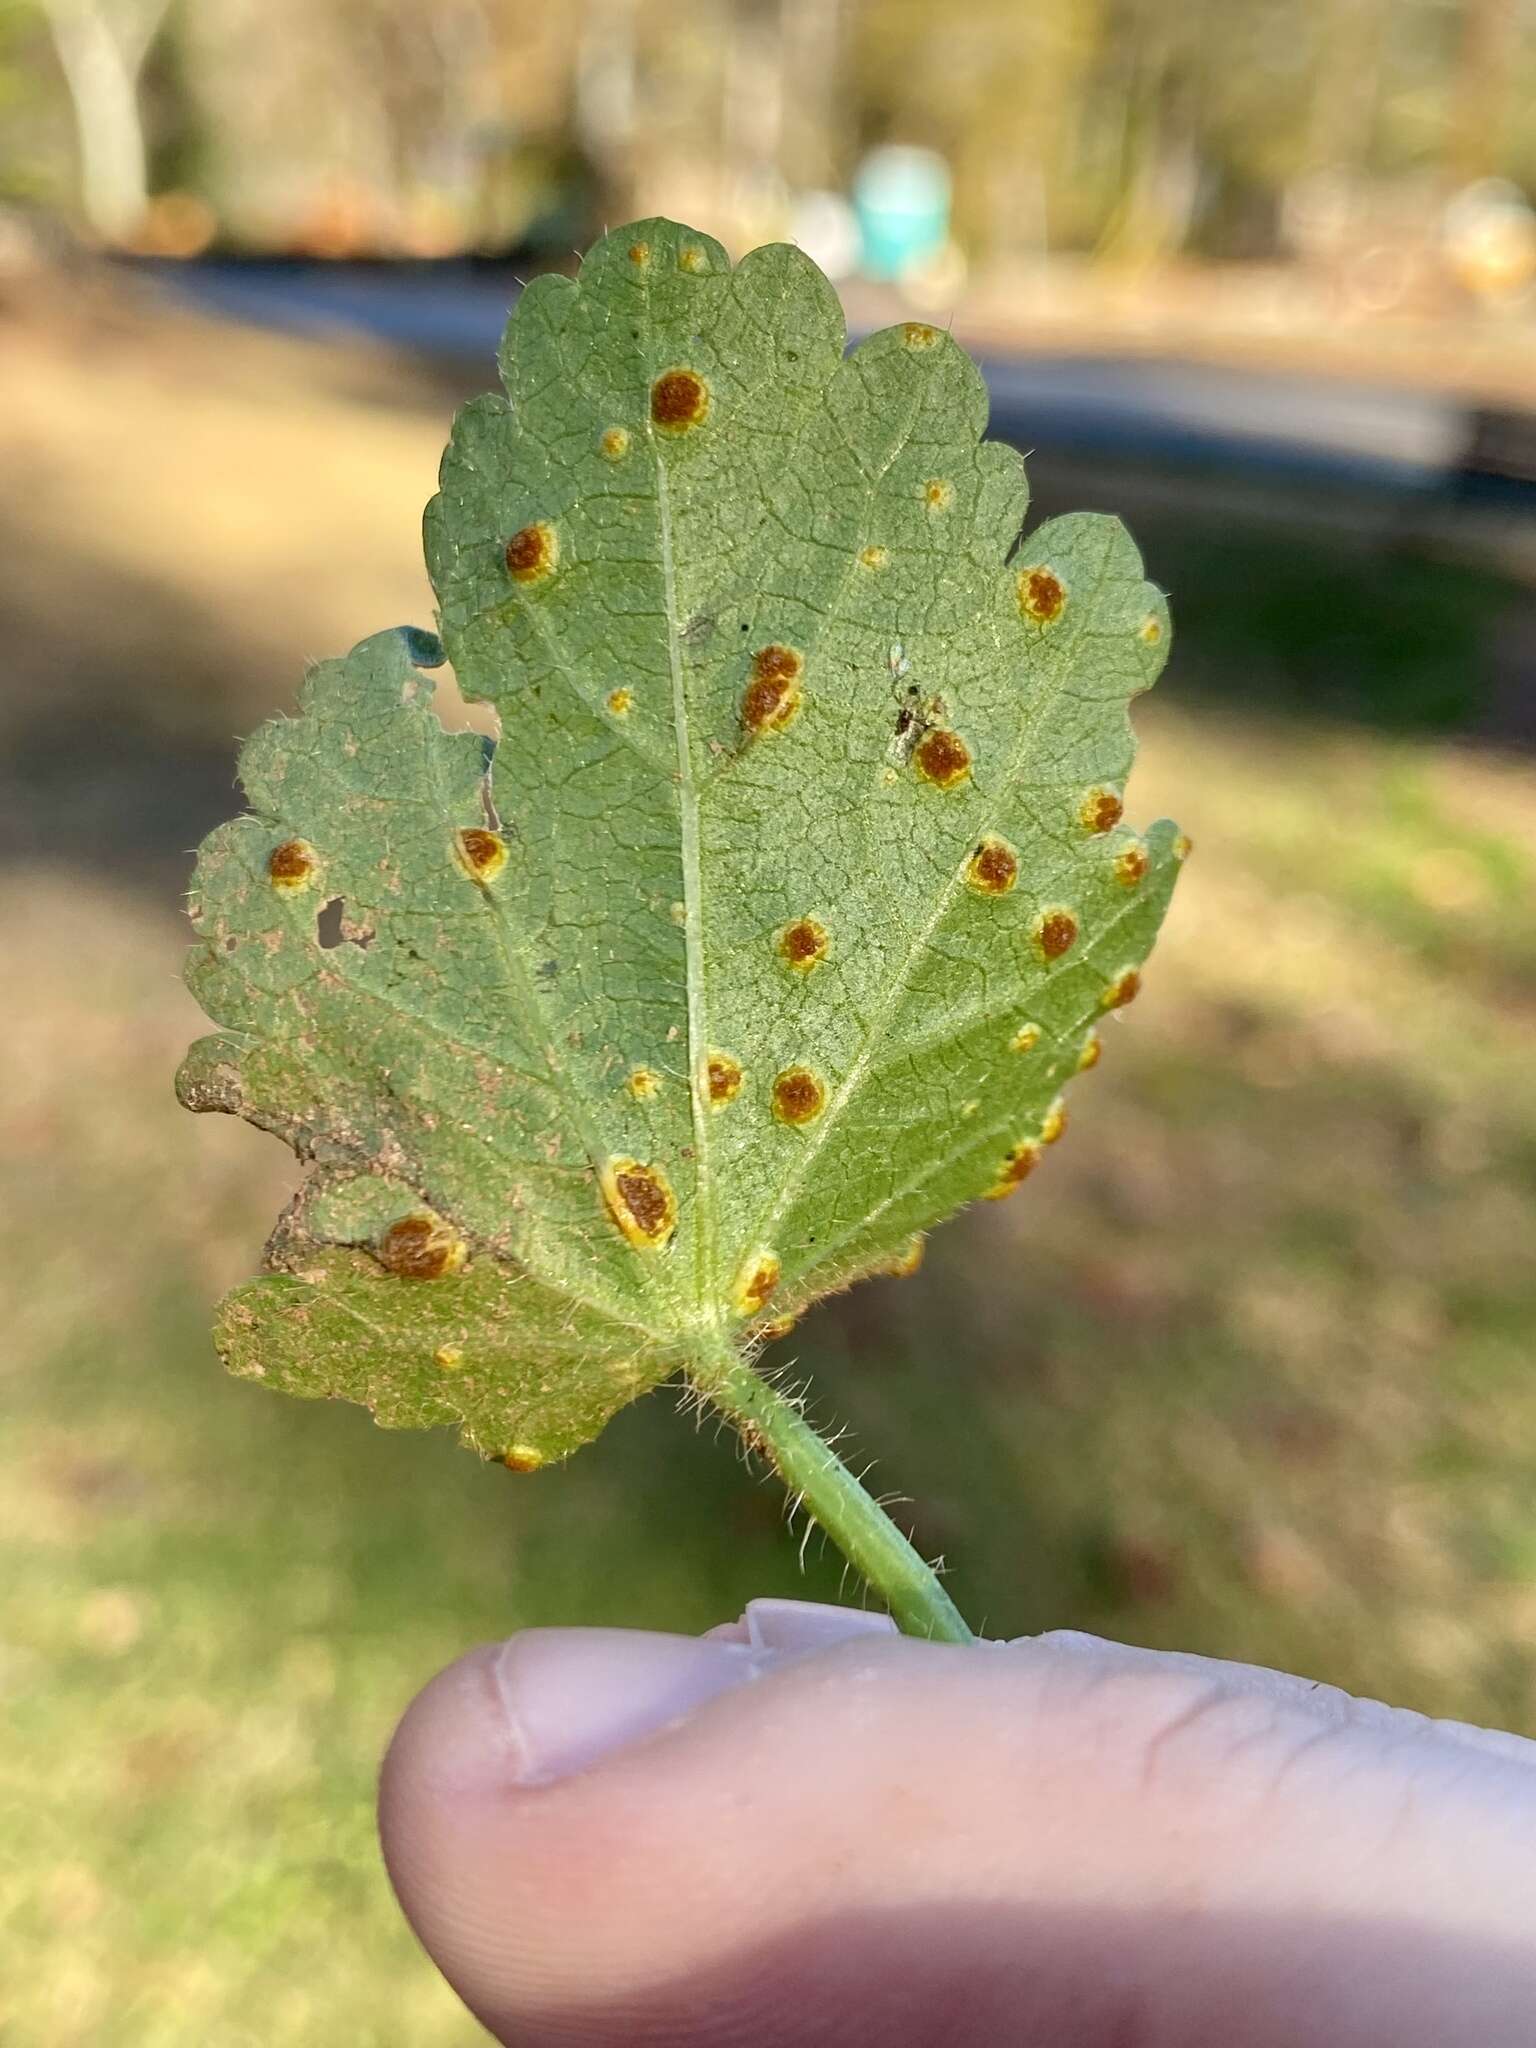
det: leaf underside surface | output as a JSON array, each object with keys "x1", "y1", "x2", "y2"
[{"x1": 179, "y1": 218, "x2": 1182, "y2": 1468}]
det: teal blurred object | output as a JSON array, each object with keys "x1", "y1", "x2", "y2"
[{"x1": 852, "y1": 145, "x2": 951, "y2": 281}]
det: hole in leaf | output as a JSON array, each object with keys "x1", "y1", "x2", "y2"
[{"x1": 315, "y1": 898, "x2": 373, "y2": 951}]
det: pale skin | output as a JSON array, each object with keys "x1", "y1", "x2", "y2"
[{"x1": 380, "y1": 1600, "x2": 1536, "y2": 2046}]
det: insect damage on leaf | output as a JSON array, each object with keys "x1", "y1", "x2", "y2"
[{"x1": 177, "y1": 215, "x2": 1181, "y2": 1467}]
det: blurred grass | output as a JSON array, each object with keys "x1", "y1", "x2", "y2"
[{"x1": 2, "y1": 281, "x2": 1535, "y2": 2045}]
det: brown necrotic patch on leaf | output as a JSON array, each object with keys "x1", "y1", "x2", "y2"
[
  {"x1": 985, "y1": 1140, "x2": 1040, "y2": 1200},
  {"x1": 600, "y1": 1157, "x2": 677, "y2": 1250},
  {"x1": 965, "y1": 836, "x2": 1018, "y2": 895},
  {"x1": 455, "y1": 827, "x2": 507, "y2": 883},
  {"x1": 731, "y1": 1250, "x2": 781, "y2": 1317},
  {"x1": 504, "y1": 521, "x2": 558, "y2": 584},
  {"x1": 650, "y1": 368, "x2": 709, "y2": 433},
  {"x1": 778, "y1": 917, "x2": 829, "y2": 972},
  {"x1": 377, "y1": 1213, "x2": 468, "y2": 1280},
  {"x1": 1017, "y1": 566, "x2": 1067, "y2": 625},
  {"x1": 1034, "y1": 907, "x2": 1079, "y2": 960},
  {"x1": 1114, "y1": 841, "x2": 1150, "y2": 887},
  {"x1": 913, "y1": 728, "x2": 971, "y2": 789},
  {"x1": 772, "y1": 1066, "x2": 826, "y2": 1126},
  {"x1": 1101, "y1": 968, "x2": 1142, "y2": 1011},
  {"x1": 704, "y1": 1051, "x2": 743, "y2": 1107},
  {"x1": 742, "y1": 644, "x2": 805, "y2": 735},
  {"x1": 1079, "y1": 787, "x2": 1123, "y2": 834},
  {"x1": 268, "y1": 839, "x2": 317, "y2": 892}
]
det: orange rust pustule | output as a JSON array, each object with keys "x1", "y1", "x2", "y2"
[
  {"x1": 616, "y1": 1170, "x2": 668, "y2": 1237},
  {"x1": 1080, "y1": 788, "x2": 1123, "y2": 834},
  {"x1": 1078, "y1": 1030, "x2": 1102, "y2": 1071},
  {"x1": 455, "y1": 827, "x2": 507, "y2": 882},
  {"x1": 705, "y1": 1052, "x2": 744, "y2": 1106},
  {"x1": 985, "y1": 1141, "x2": 1041, "y2": 1200},
  {"x1": 887, "y1": 1234, "x2": 925, "y2": 1277},
  {"x1": 1035, "y1": 908, "x2": 1079, "y2": 960},
  {"x1": 913, "y1": 728, "x2": 971, "y2": 789},
  {"x1": 503, "y1": 1445, "x2": 545, "y2": 1473},
  {"x1": 772, "y1": 1066, "x2": 826, "y2": 1125},
  {"x1": 267, "y1": 838, "x2": 317, "y2": 890},
  {"x1": 1017, "y1": 567, "x2": 1066, "y2": 624},
  {"x1": 1115, "y1": 843, "x2": 1150, "y2": 887},
  {"x1": 650, "y1": 368, "x2": 709, "y2": 432},
  {"x1": 778, "y1": 917, "x2": 829, "y2": 972},
  {"x1": 504, "y1": 521, "x2": 557, "y2": 583},
  {"x1": 1102, "y1": 969, "x2": 1142, "y2": 1011},
  {"x1": 377, "y1": 1213, "x2": 467, "y2": 1280},
  {"x1": 742, "y1": 644, "x2": 805, "y2": 734},
  {"x1": 601, "y1": 1158, "x2": 677, "y2": 1249},
  {"x1": 732, "y1": 1253, "x2": 781, "y2": 1317},
  {"x1": 965, "y1": 836, "x2": 1018, "y2": 895}
]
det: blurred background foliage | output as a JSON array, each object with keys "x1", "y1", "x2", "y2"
[
  {"x1": 2, "y1": 3, "x2": 1536, "y2": 2043},
  {"x1": 1, "y1": 0, "x2": 1535, "y2": 283}
]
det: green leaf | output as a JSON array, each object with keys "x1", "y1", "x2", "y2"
[{"x1": 179, "y1": 217, "x2": 1181, "y2": 1472}]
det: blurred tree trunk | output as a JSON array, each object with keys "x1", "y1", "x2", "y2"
[
  {"x1": 780, "y1": 0, "x2": 844, "y2": 193},
  {"x1": 1303, "y1": 0, "x2": 1389, "y2": 176},
  {"x1": 573, "y1": 0, "x2": 637, "y2": 221},
  {"x1": 39, "y1": 0, "x2": 174, "y2": 243},
  {"x1": 1448, "y1": 0, "x2": 1519, "y2": 184}
]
